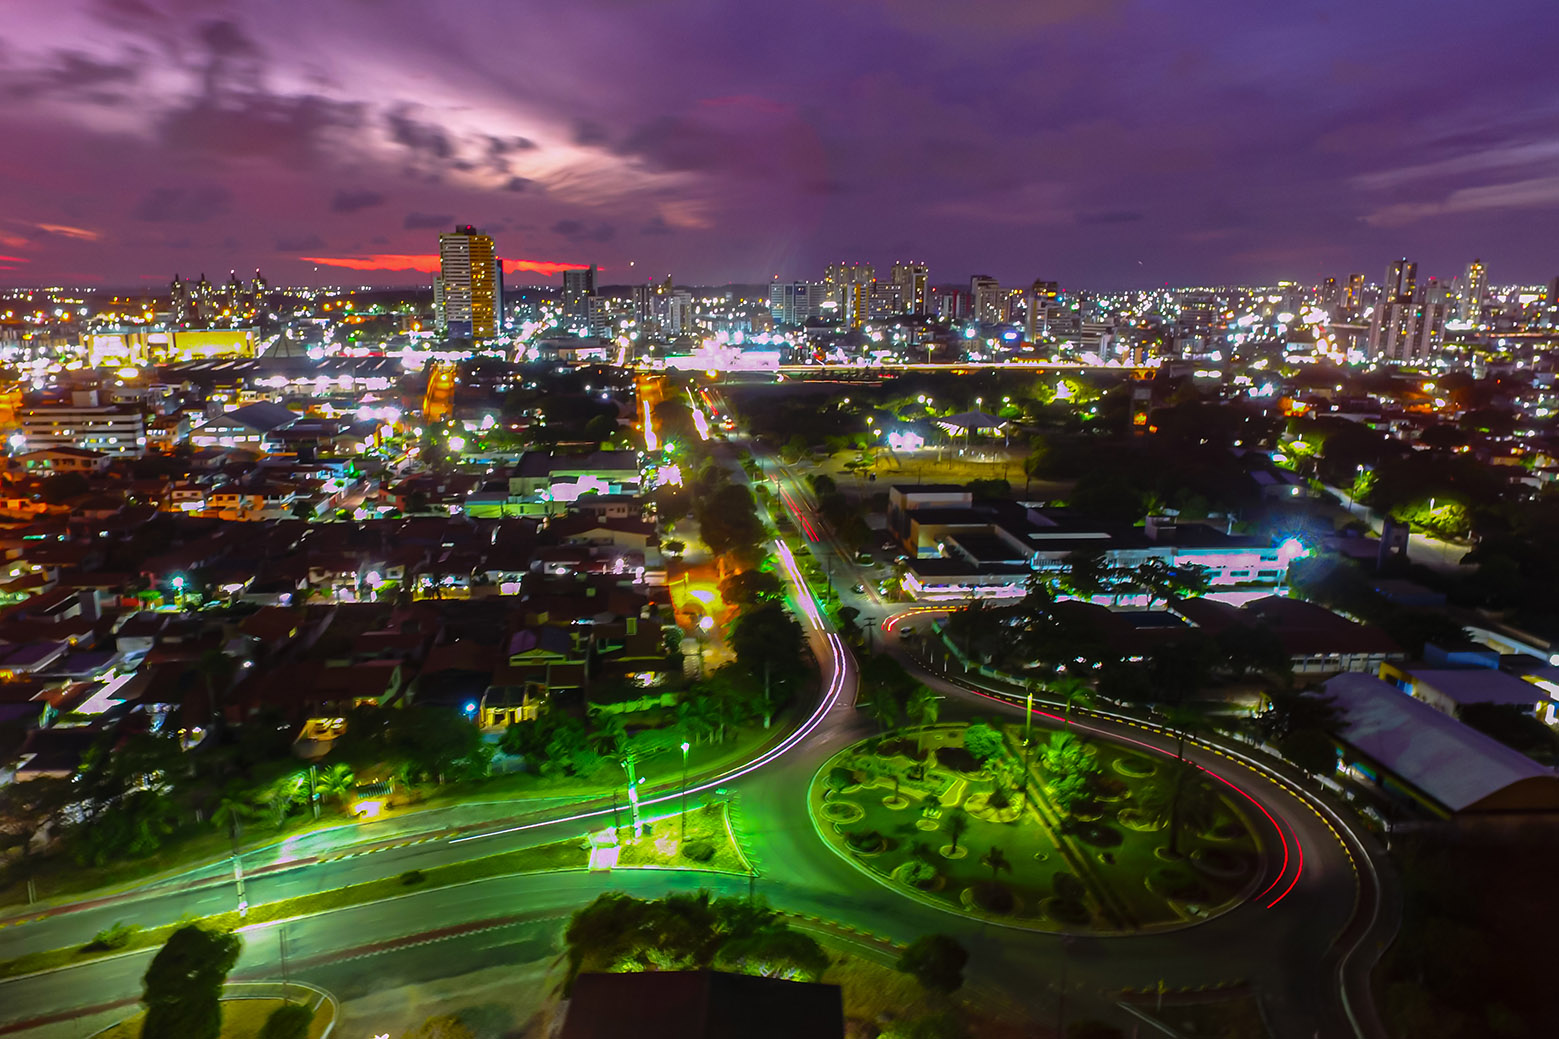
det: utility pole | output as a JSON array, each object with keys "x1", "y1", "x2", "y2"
[
  {"x1": 624, "y1": 755, "x2": 643, "y2": 838},
  {"x1": 230, "y1": 821, "x2": 248, "y2": 918},
  {"x1": 679, "y1": 741, "x2": 691, "y2": 841},
  {"x1": 279, "y1": 927, "x2": 290, "y2": 1003}
]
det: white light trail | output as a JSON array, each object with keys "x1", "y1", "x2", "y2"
[{"x1": 451, "y1": 540, "x2": 847, "y2": 845}]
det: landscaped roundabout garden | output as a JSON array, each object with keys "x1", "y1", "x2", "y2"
[{"x1": 809, "y1": 721, "x2": 1265, "y2": 932}]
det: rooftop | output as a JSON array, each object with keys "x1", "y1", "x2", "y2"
[{"x1": 1324, "y1": 672, "x2": 1559, "y2": 814}]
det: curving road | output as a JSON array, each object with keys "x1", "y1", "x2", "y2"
[{"x1": 0, "y1": 445, "x2": 1394, "y2": 1039}]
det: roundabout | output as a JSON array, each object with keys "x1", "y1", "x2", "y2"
[{"x1": 808, "y1": 722, "x2": 1266, "y2": 934}]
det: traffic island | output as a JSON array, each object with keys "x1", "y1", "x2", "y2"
[
  {"x1": 808, "y1": 723, "x2": 1265, "y2": 933},
  {"x1": 91, "y1": 981, "x2": 337, "y2": 1039}
]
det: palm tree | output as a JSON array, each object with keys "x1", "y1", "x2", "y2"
[
  {"x1": 313, "y1": 763, "x2": 357, "y2": 813},
  {"x1": 1168, "y1": 563, "x2": 1212, "y2": 599},
  {"x1": 675, "y1": 698, "x2": 719, "y2": 746},
  {"x1": 1133, "y1": 558, "x2": 1175, "y2": 609},
  {"x1": 981, "y1": 845, "x2": 1012, "y2": 885},
  {"x1": 589, "y1": 714, "x2": 628, "y2": 758},
  {"x1": 196, "y1": 648, "x2": 239, "y2": 739},
  {"x1": 1052, "y1": 674, "x2": 1092, "y2": 723},
  {"x1": 904, "y1": 687, "x2": 940, "y2": 751},
  {"x1": 210, "y1": 782, "x2": 257, "y2": 841},
  {"x1": 1162, "y1": 705, "x2": 1206, "y2": 761},
  {"x1": 1060, "y1": 549, "x2": 1108, "y2": 602},
  {"x1": 944, "y1": 809, "x2": 969, "y2": 854},
  {"x1": 1138, "y1": 761, "x2": 1222, "y2": 855},
  {"x1": 862, "y1": 687, "x2": 904, "y2": 734}
]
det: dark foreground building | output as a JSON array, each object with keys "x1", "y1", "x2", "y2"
[{"x1": 561, "y1": 970, "x2": 844, "y2": 1039}]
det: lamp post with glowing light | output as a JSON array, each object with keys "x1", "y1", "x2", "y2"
[{"x1": 679, "y1": 740, "x2": 691, "y2": 841}]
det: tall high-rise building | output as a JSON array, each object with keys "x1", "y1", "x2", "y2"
[
  {"x1": 562, "y1": 265, "x2": 597, "y2": 323},
  {"x1": 768, "y1": 281, "x2": 820, "y2": 326},
  {"x1": 890, "y1": 262, "x2": 928, "y2": 314},
  {"x1": 666, "y1": 289, "x2": 695, "y2": 334},
  {"x1": 970, "y1": 275, "x2": 1003, "y2": 323},
  {"x1": 1343, "y1": 274, "x2": 1366, "y2": 318},
  {"x1": 1383, "y1": 258, "x2": 1417, "y2": 304},
  {"x1": 868, "y1": 281, "x2": 905, "y2": 319},
  {"x1": 1369, "y1": 300, "x2": 1446, "y2": 363},
  {"x1": 825, "y1": 263, "x2": 874, "y2": 328},
  {"x1": 1026, "y1": 280, "x2": 1060, "y2": 341},
  {"x1": 1457, "y1": 259, "x2": 1487, "y2": 322},
  {"x1": 630, "y1": 284, "x2": 654, "y2": 324},
  {"x1": 437, "y1": 225, "x2": 498, "y2": 338}
]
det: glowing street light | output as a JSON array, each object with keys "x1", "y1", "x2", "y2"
[{"x1": 680, "y1": 741, "x2": 691, "y2": 841}]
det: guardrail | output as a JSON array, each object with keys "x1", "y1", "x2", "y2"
[{"x1": 87, "y1": 980, "x2": 339, "y2": 1039}]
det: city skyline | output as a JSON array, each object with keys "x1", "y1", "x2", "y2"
[{"x1": 0, "y1": 1, "x2": 1556, "y2": 289}]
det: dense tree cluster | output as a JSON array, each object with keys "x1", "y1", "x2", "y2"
[{"x1": 564, "y1": 891, "x2": 828, "y2": 990}]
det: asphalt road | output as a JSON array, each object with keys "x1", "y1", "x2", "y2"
[{"x1": 0, "y1": 437, "x2": 1392, "y2": 1039}]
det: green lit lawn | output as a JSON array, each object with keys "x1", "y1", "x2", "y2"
[{"x1": 812, "y1": 723, "x2": 1261, "y2": 932}]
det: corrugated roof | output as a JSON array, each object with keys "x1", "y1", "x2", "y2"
[{"x1": 1324, "y1": 672, "x2": 1559, "y2": 812}]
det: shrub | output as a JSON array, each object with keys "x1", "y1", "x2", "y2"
[
  {"x1": 826, "y1": 766, "x2": 854, "y2": 792},
  {"x1": 901, "y1": 860, "x2": 937, "y2": 889},
  {"x1": 963, "y1": 723, "x2": 1003, "y2": 763},
  {"x1": 681, "y1": 840, "x2": 716, "y2": 863},
  {"x1": 1053, "y1": 872, "x2": 1085, "y2": 901},
  {"x1": 86, "y1": 922, "x2": 138, "y2": 951},
  {"x1": 895, "y1": 933, "x2": 968, "y2": 994},
  {"x1": 847, "y1": 829, "x2": 886, "y2": 852},
  {"x1": 259, "y1": 1002, "x2": 314, "y2": 1039},
  {"x1": 400, "y1": 869, "x2": 427, "y2": 885}
]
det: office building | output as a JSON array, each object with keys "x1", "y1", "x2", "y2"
[
  {"x1": 930, "y1": 288, "x2": 966, "y2": 320},
  {"x1": 868, "y1": 280, "x2": 905, "y2": 319},
  {"x1": 1383, "y1": 258, "x2": 1417, "y2": 304},
  {"x1": 666, "y1": 289, "x2": 695, "y2": 334},
  {"x1": 562, "y1": 265, "x2": 598, "y2": 328},
  {"x1": 824, "y1": 263, "x2": 874, "y2": 328},
  {"x1": 768, "y1": 281, "x2": 820, "y2": 326},
  {"x1": 437, "y1": 226, "x2": 499, "y2": 338},
  {"x1": 1025, "y1": 279, "x2": 1060, "y2": 342},
  {"x1": 890, "y1": 262, "x2": 929, "y2": 314},
  {"x1": 1369, "y1": 300, "x2": 1446, "y2": 363},
  {"x1": 970, "y1": 275, "x2": 1003, "y2": 323},
  {"x1": 630, "y1": 285, "x2": 654, "y2": 324},
  {"x1": 20, "y1": 390, "x2": 146, "y2": 458},
  {"x1": 1343, "y1": 274, "x2": 1366, "y2": 319},
  {"x1": 1457, "y1": 260, "x2": 1487, "y2": 322}
]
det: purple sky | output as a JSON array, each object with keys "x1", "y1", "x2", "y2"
[{"x1": 2, "y1": 0, "x2": 1557, "y2": 289}]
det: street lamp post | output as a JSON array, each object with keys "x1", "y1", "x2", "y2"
[
  {"x1": 623, "y1": 755, "x2": 643, "y2": 838},
  {"x1": 679, "y1": 741, "x2": 691, "y2": 842}
]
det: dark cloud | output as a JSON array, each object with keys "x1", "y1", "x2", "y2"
[
  {"x1": 1077, "y1": 210, "x2": 1145, "y2": 225},
  {"x1": 572, "y1": 119, "x2": 610, "y2": 147},
  {"x1": 4, "y1": 50, "x2": 140, "y2": 101},
  {"x1": 330, "y1": 188, "x2": 385, "y2": 213},
  {"x1": 386, "y1": 105, "x2": 452, "y2": 159},
  {"x1": 275, "y1": 233, "x2": 325, "y2": 251},
  {"x1": 616, "y1": 116, "x2": 728, "y2": 172},
  {"x1": 503, "y1": 176, "x2": 534, "y2": 193},
  {"x1": 640, "y1": 216, "x2": 674, "y2": 236},
  {"x1": 197, "y1": 19, "x2": 256, "y2": 57},
  {"x1": 404, "y1": 212, "x2": 454, "y2": 229},
  {"x1": 486, "y1": 135, "x2": 537, "y2": 155},
  {"x1": 552, "y1": 219, "x2": 616, "y2": 243},
  {"x1": 134, "y1": 185, "x2": 232, "y2": 224},
  {"x1": 160, "y1": 93, "x2": 364, "y2": 164}
]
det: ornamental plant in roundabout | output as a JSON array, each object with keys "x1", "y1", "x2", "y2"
[{"x1": 809, "y1": 720, "x2": 1264, "y2": 932}]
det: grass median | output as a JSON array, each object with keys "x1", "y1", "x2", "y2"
[{"x1": 0, "y1": 804, "x2": 751, "y2": 982}]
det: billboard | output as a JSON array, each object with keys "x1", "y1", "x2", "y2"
[{"x1": 169, "y1": 329, "x2": 257, "y2": 361}]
